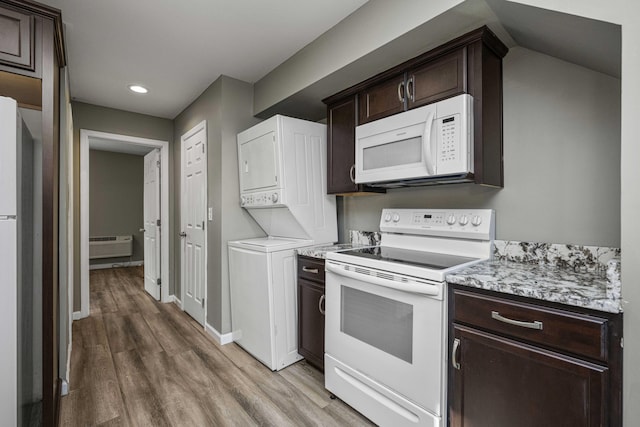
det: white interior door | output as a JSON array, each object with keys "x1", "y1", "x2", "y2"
[
  {"x1": 181, "y1": 122, "x2": 207, "y2": 325},
  {"x1": 143, "y1": 149, "x2": 161, "y2": 300}
]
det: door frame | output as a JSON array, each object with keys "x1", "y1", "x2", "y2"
[
  {"x1": 180, "y1": 120, "x2": 207, "y2": 326},
  {"x1": 79, "y1": 129, "x2": 171, "y2": 318}
]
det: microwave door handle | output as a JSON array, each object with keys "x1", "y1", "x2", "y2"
[{"x1": 422, "y1": 111, "x2": 436, "y2": 175}]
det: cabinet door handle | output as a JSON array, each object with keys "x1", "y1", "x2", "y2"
[
  {"x1": 452, "y1": 338, "x2": 461, "y2": 370},
  {"x1": 349, "y1": 164, "x2": 356, "y2": 183},
  {"x1": 302, "y1": 266, "x2": 319, "y2": 274},
  {"x1": 397, "y1": 81, "x2": 405, "y2": 103},
  {"x1": 407, "y1": 76, "x2": 414, "y2": 101},
  {"x1": 318, "y1": 295, "x2": 326, "y2": 315},
  {"x1": 491, "y1": 311, "x2": 543, "y2": 330}
]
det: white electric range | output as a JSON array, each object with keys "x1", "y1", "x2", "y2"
[{"x1": 325, "y1": 208, "x2": 495, "y2": 427}]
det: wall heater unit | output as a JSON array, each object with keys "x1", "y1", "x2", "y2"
[{"x1": 89, "y1": 235, "x2": 133, "y2": 259}]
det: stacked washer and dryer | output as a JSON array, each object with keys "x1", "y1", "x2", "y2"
[{"x1": 228, "y1": 115, "x2": 337, "y2": 371}]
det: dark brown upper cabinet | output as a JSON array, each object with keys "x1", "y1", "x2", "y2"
[
  {"x1": 0, "y1": 4, "x2": 34, "y2": 71},
  {"x1": 358, "y1": 73, "x2": 405, "y2": 125},
  {"x1": 323, "y1": 26, "x2": 508, "y2": 194},
  {"x1": 406, "y1": 47, "x2": 465, "y2": 110}
]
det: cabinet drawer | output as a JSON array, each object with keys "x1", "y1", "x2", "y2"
[
  {"x1": 452, "y1": 289, "x2": 609, "y2": 362},
  {"x1": 0, "y1": 5, "x2": 34, "y2": 71},
  {"x1": 298, "y1": 256, "x2": 326, "y2": 284}
]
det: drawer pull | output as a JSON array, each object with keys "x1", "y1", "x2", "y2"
[
  {"x1": 491, "y1": 311, "x2": 543, "y2": 330},
  {"x1": 452, "y1": 338, "x2": 461, "y2": 370},
  {"x1": 319, "y1": 294, "x2": 326, "y2": 315},
  {"x1": 302, "y1": 266, "x2": 319, "y2": 274}
]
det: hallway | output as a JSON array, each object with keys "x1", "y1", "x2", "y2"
[{"x1": 59, "y1": 267, "x2": 373, "y2": 426}]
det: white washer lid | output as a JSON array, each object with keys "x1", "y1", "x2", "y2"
[{"x1": 228, "y1": 237, "x2": 314, "y2": 251}]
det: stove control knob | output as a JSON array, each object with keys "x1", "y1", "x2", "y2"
[
  {"x1": 271, "y1": 193, "x2": 278, "y2": 203},
  {"x1": 471, "y1": 215, "x2": 482, "y2": 226},
  {"x1": 241, "y1": 196, "x2": 246, "y2": 206},
  {"x1": 446, "y1": 214, "x2": 457, "y2": 225},
  {"x1": 392, "y1": 213, "x2": 400, "y2": 223},
  {"x1": 384, "y1": 213, "x2": 392, "y2": 222},
  {"x1": 459, "y1": 215, "x2": 469, "y2": 226}
]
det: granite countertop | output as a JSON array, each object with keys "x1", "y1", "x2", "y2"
[
  {"x1": 296, "y1": 243, "x2": 365, "y2": 259},
  {"x1": 447, "y1": 257, "x2": 622, "y2": 314}
]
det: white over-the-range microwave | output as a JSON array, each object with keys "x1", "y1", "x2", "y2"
[{"x1": 355, "y1": 93, "x2": 473, "y2": 187}]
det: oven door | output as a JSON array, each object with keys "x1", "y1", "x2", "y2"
[{"x1": 325, "y1": 260, "x2": 445, "y2": 417}]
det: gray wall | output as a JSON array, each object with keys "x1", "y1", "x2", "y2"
[
  {"x1": 71, "y1": 101, "x2": 173, "y2": 311},
  {"x1": 339, "y1": 47, "x2": 621, "y2": 247},
  {"x1": 88, "y1": 149, "x2": 144, "y2": 264},
  {"x1": 173, "y1": 75, "x2": 263, "y2": 334}
]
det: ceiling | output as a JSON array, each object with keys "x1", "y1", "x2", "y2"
[{"x1": 40, "y1": 0, "x2": 368, "y2": 119}]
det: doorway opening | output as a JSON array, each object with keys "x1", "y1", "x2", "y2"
[{"x1": 79, "y1": 130, "x2": 171, "y2": 319}]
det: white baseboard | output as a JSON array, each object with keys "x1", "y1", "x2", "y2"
[
  {"x1": 205, "y1": 322, "x2": 234, "y2": 345},
  {"x1": 171, "y1": 295, "x2": 183, "y2": 309},
  {"x1": 72, "y1": 311, "x2": 83, "y2": 320},
  {"x1": 60, "y1": 379, "x2": 69, "y2": 396},
  {"x1": 89, "y1": 260, "x2": 144, "y2": 270}
]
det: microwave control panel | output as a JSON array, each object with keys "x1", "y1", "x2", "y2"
[{"x1": 438, "y1": 114, "x2": 460, "y2": 165}]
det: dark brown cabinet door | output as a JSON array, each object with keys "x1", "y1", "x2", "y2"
[
  {"x1": 358, "y1": 73, "x2": 405, "y2": 124},
  {"x1": 406, "y1": 48, "x2": 465, "y2": 110},
  {"x1": 298, "y1": 278, "x2": 325, "y2": 370},
  {"x1": 327, "y1": 96, "x2": 358, "y2": 194},
  {"x1": 450, "y1": 324, "x2": 608, "y2": 427},
  {"x1": 0, "y1": 5, "x2": 34, "y2": 71}
]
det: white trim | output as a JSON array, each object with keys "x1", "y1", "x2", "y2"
[
  {"x1": 171, "y1": 295, "x2": 183, "y2": 308},
  {"x1": 180, "y1": 121, "x2": 208, "y2": 326},
  {"x1": 89, "y1": 260, "x2": 144, "y2": 270},
  {"x1": 60, "y1": 379, "x2": 69, "y2": 397},
  {"x1": 80, "y1": 129, "x2": 172, "y2": 320},
  {"x1": 72, "y1": 311, "x2": 83, "y2": 321},
  {"x1": 205, "y1": 322, "x2": 234, "y2": 345}
]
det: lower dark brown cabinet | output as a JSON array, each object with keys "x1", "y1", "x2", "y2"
[
  {"x1": 449, "y1": 285, "x2": 623, "y2": 427},
  {"x1": 297, "y1": 256, "x2": 326, "y2": 370},
  {"x1": 451, "y1": 324, "x2": 607, "y2": 427}
]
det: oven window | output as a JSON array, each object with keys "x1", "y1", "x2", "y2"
[
  {"x1": 362, "y1": 136, "x2": 422, "y2": 170},
  {"x1": 341, "y1": 286, "x2": 413, "y2": 363}
]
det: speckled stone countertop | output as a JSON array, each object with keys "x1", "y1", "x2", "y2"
[
  {"x1": 296, "y1": 230, "x2": 381, "y2": 259},
  {"x1": 296, "y1": 243, "x2": 364, "y2": 259},
  {"x1": 447, "y1": 244, "x2": 622, "y2": 314}
]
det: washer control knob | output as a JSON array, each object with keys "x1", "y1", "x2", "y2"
[
  {"x1": 384, "y1": 213, "x2": 392, "y2": 222},
  {"x1": 446, "y1": 214, "x2": 457, "y2": 225},
  {"x1": 459, "y1": 215, "x2": 469, "y2": 226},
  {"x1": 471, "y1": 215, "x2": 482, "y2": 226},
  {"x1": 392, "y1": 213, "x2": 400, "y2": 223},
  {"x1": 241, "y1": 196, "x2": 246, "y2": 206},
  {"x1": 271, "y1": 193, "x2": 278, "y2": 203}
]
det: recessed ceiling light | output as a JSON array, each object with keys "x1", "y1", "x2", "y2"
[{"x1": 128, "y1": 84, "x2": 148, "y2": 94}]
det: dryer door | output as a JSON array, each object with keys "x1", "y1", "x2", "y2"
[{"x1": 239, "y1": 130, "x2": 280, "y2": 192}]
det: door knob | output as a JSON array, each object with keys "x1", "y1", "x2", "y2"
[
  {"x1": 179, "y1": 232, "x2": 187, "y2": 237},
  {"x1": 139, "y1": 228, "x2": 146, "y2": 232}
]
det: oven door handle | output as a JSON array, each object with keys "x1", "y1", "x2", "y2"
[{"x1": 325, "y1": 262, "x2": 440, "y2": 296}]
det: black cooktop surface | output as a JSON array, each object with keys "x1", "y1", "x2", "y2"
[{"x1": 339, "y1": 246, "x2": 480, "y2": 270}]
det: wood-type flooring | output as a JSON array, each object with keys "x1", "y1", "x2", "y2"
[{"x1": 59, "y1": 267, "x2": 374, "y2": 426}]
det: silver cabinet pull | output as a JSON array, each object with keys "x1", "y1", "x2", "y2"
[
  {"x1": 349, "y1": 164, "x2": 356, "y2": 183},
  {"x1": 139, "y1": 228, "x2": 146, "y2": 232},
  {"x1": 452, "y1": 338, "x2": 461, "y2": 370},
  {"x1": 491, "y1": 311, "x2": 543, "y2": 330},
  {"x1": 407, "y1": 76, "x2": 414, "y2": 101},
  {"x1": 319, "y1": 294, "x2": 326, "y2": 315},
  {"x1": 302, "y1": 266, "x2": 319, "y2": 274},
  {"x1": 397, "y1": 81, "x2": 405, "y2": 103}
]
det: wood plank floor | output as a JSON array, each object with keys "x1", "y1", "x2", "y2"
[{"x1": 60, "y1": 267, "x2": 374, "y2": 426}]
